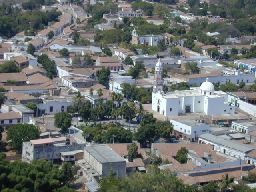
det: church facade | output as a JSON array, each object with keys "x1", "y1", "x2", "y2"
[{"x1": 152, "y1": 59, "x2": 235, "y2": 117}]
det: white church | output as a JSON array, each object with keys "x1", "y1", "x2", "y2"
[{"x1": 152, "y1": 59, "x2": 235, "y2": 116}]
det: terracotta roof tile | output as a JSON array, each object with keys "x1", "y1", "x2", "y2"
[{"x1": 0, "y1": 73, "x2": 27, "y2": 83}]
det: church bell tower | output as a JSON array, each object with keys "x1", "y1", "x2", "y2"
[{"x1": 153, "y1": 58, "x2": 163, "y2": 92}]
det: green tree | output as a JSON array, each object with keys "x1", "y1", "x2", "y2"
[
  {"x1": 99, "y1": 166, "x2": 197, "y2": 192},
  {"x1": 124, "y1": 56, "x2": 134, "y2": 65},
  {"x1": 0, "y1": 93, "x2": 6, "y2": 107},
  {"x1": 0, "y1": 61, "x2": 19, "y2": 73},
  {"x1": 37, "y1": 54, "x2": 57, "y2": 78},
  {"x1": 0, "y1": 158, "x2": 75, "y2": 191},
  {"x1": 27, "y1": 43, "x2": 36, "y2": 55},
  {"x1": 26, "y1": 102, "x2": 37, "y2": 115},
  {"x1": 128, "y1": 62, "x2": 145, "y2": 79},
  {"x1": 97, "y1": 88, "x2": 103, "y2": 97},
  {"x1": 158, "y1": 39, "x2": 167, "y2": 51},
  {"x1": 175, "y1": 147, "x2": 188, "y2": 164},
  {"x1": 82, "y1": 123, "x2": 132, "y2": 143},
  {"x1": 83, "y1": 54, "x2": 94, "y2": 66},
  {"x1": 219, "y1": 82, "x2": 239, "y2": 92},
  {"x1": 59, "y1": 48, "x2": 69, "y2": 57},
  {"x1": 136, "y1": 116, "x2": 173, "y2": 147},
  {"x1": 47, "y1": 30, "x2": 54, "y2": 39},
  {"x1": 54, "y1": 112, "x2": 72, "y2": 133},
  {"x1": 127, "y1": 143, "x2": 138, "y2": 162},
  {"x1": 96, "y1": 67, "x2": 110, "y2": 87},
  {"x1": 170, "y1": 47, "x2": 181, "y2": 56},
  {"x1": 207, "y1": 48, "x2": 220, "y2": 59},
  {"x1": 121, "y1": 102, "x2": 137, "y2": 122},
  {"x1": 184, "y1": 62, "x2": 200, "y2": 74},
  {"x1": 7, "y1": 124, "x2": 39, "y2": 151},
  {"x1": 184, "y1": 39, "x2": 195, "y2": 49},
  {"x1": 103, "y1": 47, "x2": 112, "y2": 56}
]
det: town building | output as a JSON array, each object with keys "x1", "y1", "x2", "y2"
[
  {"x1": 109, "y1": 76, "x2": 135, "y2": 94},
  {"x1": 0, "y1": 103, "x2": 34, "y2": 126},
  {"x1": 22, "y1": 136, "x2": 85, "y2": 162},
  {"x1": 199, "y1": 133, "x2": 256, "y2": 164},
  {"x1": 235, "y1": 58, "x2": 256, "y2": 72},
  {"x1": 185, "y1": 70, "x2": 255, "y2": 86},
  {"x1": 61, "y1": 76, "x2": 96, "y2": 92},
  {"x1": 232, "y1": 92, "x2": 256, "y2": 105},
  {"x1": 170, "y1": 119, "x2": 211, "y2": 141},
  {"x1": 152, "y1": 59, "x2": 235, "y2": 116},
  {"x1": 231, "y1": 121, "x2": 256, "y2": 134},
  {"x1": 36, "y1": 96, "x2": 71, "y2": 116},
  {"x1": 114, "y1": 48, "x2": 134, "y2": 60},
  {"x1": 131, "y1": 29, "x2": 164, "y2": 46},
  {"x1": 118, "y1": 9, "x2": 143, "y2": 19},
  {"x1": 95, "y1": 56, "x2": 123, "y2": 72},
  {"x1": 0, "y1": 73, "x2": 27, "y2": 86},
  {"x1": 82, "y1": 144, "x2": 126, "y2": 178}
]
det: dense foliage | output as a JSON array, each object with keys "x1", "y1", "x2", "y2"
[
  {"x1": 7, "y1": 124, "x2": 39, "y2": 151},
  {"x1": 127, "y1": 143, "x2": 138, "y2": 162},
  {"x1": 0, "y1": 5, "x2": 60, "y2": 37},
  {"x1": 82, "y1": 123, "x2": 133, "y2": 143},
  {"x1": 37, "y1": 54, "x2": 57, "y2": 79},
  {"x1": 99, "y1": 167, "x2": 195, "y2": 192},
  {"x1": 0, "y1": 61, "x2": 20, "y2": 73},
  {"x1": 175, "y1": 147, "x2": 188, "y2": 164},
  {"x1": 95, "y1": 29, "x2": 131, "y2": 44},
  {"x1": 135, "y1": 113, "x2": 173, "y2": 147},
  {"x1": 54, "y1": 112, "x2": 72, "y2": 133},
  {"x1": 121, "y1": 83, "x2": 151, "y2": 104},
  {"x1": 127, "y1": 62, "x2": 145, "y2": 79},
  {"x1": 96, "y1": 67, "x2": 110, "y2": 87},
  {"x1": 0, "y1": 156, "x2": 75, "y2": 192}
]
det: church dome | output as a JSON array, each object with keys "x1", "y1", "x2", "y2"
[{"x1": 200, "y1": 78, "x2": 214, "y2": 93}]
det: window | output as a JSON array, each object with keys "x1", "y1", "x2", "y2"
[
  {"x1": 61, "y1": 106, "x2": 65, "y2": 112},
  {"x1": 1, "y1": 120, "x2": 3, "y2": 124},
  {"x1": 224, "y1": 110, "x2": 226, "y2": 112},
  {"x1": 9, "y1": 119, "x2": 12, "y2": 124},
  {"x1": 170, "y1": 108, "x2": 172, "y2": 112},
  {"x1": 50, "y1": 106, "x2": 53, "y2": 112},
  {"x1": 230, "y1": 108, "x2": 232, "y2": 110},
  {"x1": 17, "y1": 119, "x2": 21, "y2": 123},
  {"x1": 198, "y1": 101, "x2": 200, "y2": 103}
]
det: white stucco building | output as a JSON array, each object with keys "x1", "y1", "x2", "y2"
[
  {"x1": 231, "y1": 121, "x2": 256, "y2": 134},
  {"x1": 199, "y1": 133, "x2": 256, "y2": 165},
  {"x1": 109, "y1": 76, "x2": 135, "y2": 94},
  {"x1": 170, "y1": 119, "x2": 211, "y2": 141},
  {"x1": 131, "y1": 29, "x2": 164, "y2": 46},
  {"x1": 152, "y1": 59, "x2": 235, "y2": 116}
]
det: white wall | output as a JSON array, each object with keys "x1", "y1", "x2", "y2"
[
  {"x1": 199, "y1": 138, "x2": 246, "y2": 160},
  {"x1": 228, "y1": 94, "x2": 256, "y2": 117},
  {"x1": 188, "y1": 73, "x2": 255, "y2": 86},
  {"x1": 171, "y1": 120, "x2": 210, "y2": 140},
  {"x1": 37, "y1": 100, "x2": 71, "y2": 115}
]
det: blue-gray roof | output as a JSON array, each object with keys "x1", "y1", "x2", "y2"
[
  {"x1": 85, "y1": 144, "x2": 125, "y2": 163},
  {"x1": 200, "y1": 133, "x2": 255, "y2": 153}
]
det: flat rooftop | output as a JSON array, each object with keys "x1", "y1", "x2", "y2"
[
  {"x1": 200, "y1": 133, "x2": 255, "y2": 153},
  {"x1": 13, "y1": 104, "x2": 34, "y2": 113},
  {"x1": 232, "y1": 120, "x2": 256, "y2": 127},
  {"x1": 171, "y1": 119, "x2": 207, "y2": 127},
  {"x1": 85, "y1": 144, "x2": 125, "y2": 163},
  {"x1": 163, "y1": 88, "x2": 226, "y2": 99},
  {"x1": 30, "y1": 137, "x2": 66, "y2": 145}
]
